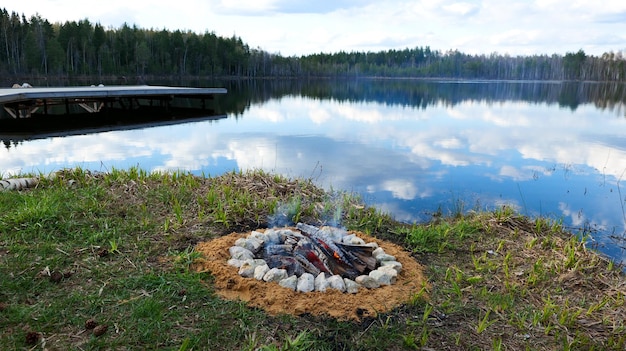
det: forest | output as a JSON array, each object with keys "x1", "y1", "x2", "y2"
[{"x1": 2, "y1": 8, "x2": 626, "y2": 81}]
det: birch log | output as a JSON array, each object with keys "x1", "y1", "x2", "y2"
[{"x1": 0, "y1": 177, "x2": 39, "y2": 191}]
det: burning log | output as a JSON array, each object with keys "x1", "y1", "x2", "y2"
[
  {"x1": 262, "y1": 223, "x2": 376, "y2": 280},
  {"x1": 295, "y1": 223, "x2": 366, "y2": 279}
]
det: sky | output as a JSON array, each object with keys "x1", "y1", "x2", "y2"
[{"x1": 3, "y1": 0, "x2": 626, "y2": 57}]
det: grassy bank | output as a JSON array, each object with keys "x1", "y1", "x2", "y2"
[{"x1": 1, "y1": 168, "x2": 624, "y2": 350}]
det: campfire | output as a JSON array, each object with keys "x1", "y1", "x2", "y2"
[
  {"x1": 194, "y1": 224, "x2": 427, "y2": 320},
  {"x1": 227, "y1": 223, "x2": 402, "y2": 293}
]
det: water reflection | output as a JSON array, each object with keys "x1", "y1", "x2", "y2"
[
  {"x1": 213, "y1": 78, "x2": 626, "y2": 115},
  {"x1": 1, "y1": 79, "x2": 626, "y2": 265}
]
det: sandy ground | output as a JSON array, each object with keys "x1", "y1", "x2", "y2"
[{"x1": 193, "y1": 230, "x2": 428, "y2": 321}]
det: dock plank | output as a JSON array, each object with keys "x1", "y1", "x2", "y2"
[{"x1": 0, "y1": 85, "x2": 227, "y2": 104}]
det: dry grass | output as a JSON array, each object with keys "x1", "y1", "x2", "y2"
[{"x1": 414, "y1": 212, "x2": 626, "y2": 350}]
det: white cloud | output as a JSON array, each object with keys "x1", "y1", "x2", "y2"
[
  {"x1": 379, "y1": 179, "x2": 422, "y2": 200},
  {"x1": 308, "y1": 106, "x2": 332, "y2": 124},
  {"x1": 211, "y1": 0, "x2": 276, "y2": 15},
  {"x1": 435, "y1": 137, "x2": 464, "y2": 149},
  {"x1": 442, "y1": 2, "x2": 480, "y2": 17},
  {"x1": 558, "y1": 201, "x2": 586, "y2": 228},
  {"x1": 256, "y1": 107, "x2": 286, "y2": 123},
  {"x1": 496, "y1": 165, "x2": 550, "y2": 182},
  {"x1": 3, "y1": 0, "x2": 626, "y2": 56}
]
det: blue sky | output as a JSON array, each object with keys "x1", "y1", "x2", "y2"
[{"x1": 3, "y1": 0, "x2": 626, "y2": 56}]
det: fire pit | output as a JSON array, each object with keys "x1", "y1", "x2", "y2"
[
  {"x1": 227, "y1": 223, "x2": 402, "y2": 293},
  {"x1": 193, "y1": 226, "x2": 428, "y2": 320}
]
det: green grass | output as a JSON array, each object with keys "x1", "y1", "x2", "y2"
[{"x1": 1, "y1": 167, "x2": 625, "y2": 350}]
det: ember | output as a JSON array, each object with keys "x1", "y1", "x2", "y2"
[{"x1": 227, "y1": 223, "x2": 403, "y2": 293}]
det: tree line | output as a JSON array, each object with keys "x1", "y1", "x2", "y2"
[{"x1": 2, "y1": 8, "x2": 626, "y2": 81}]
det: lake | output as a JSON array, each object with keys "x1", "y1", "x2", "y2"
[{"x1": 2, "y1": 78, "x2": 626, "y2": 266}]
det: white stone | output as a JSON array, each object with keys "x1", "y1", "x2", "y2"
[
  {"x1": 229, "y1": 246, "x2": 254, "y2": 260},
  {"x1": 263, "y1": 268, "x2": 288, "y2": 282},
  {"x1": 227, "y1": 258, "x2": 244, "y2": 268},
  {"x1": 247, "y1": 237, "x2": 265, "y2": 252},
  {"x1": 249, "y1": 230, "x2": 266, "y2": 241},
  {"x1": 235, "y1": 237, "x2": 248, "y2": 247},
  {"x1": 378, "y1": 265, "x2": 399, "y2": 276},
  {"x1": 276, "y1": 228, "x2": 297, "y2": 242},
  {"x1": 327, "y1": 275, "x2": 346, "y2": 292},
  {"x1": 238, "y1": 262, "x2": 256, "y2": 278},
  {"x1": 245, "y1": 259, "x2": 268, "y2": 267},
  {"x1": 349, "y1": 236, "x2": 366, "y2": 245},
  {"x1": 278, "y1": 275, "x2": 298, "y2": 291},
  {"x1": 380, "y1": 260, "x2": 403, "y2": 273},
  {"x1": 277, "y1": 228, "x2": 297, "y2": 236},
  {"x1": 344, "y1": 278, "x2": 360, "y2": 294},
  {"x1": 253, "y1": 264, "x2": 270, "y2": 280},
  {"x1": 315, "y1": 273, "x2": 329, "y2": 292},
  {"x1": 264, "y1": 229, "x2": 281, "y2": 243},
  {"x1": 342, "y1": 234, "x2": 356, "y2": 244},
  {"x1": 372, "y1": 247, "x2": 386, "y2": 258},
  {"x1": 236, "y1": 258, "x2": 267, "y2": 270},
  {"x1": 370, "y1": 268, "x2": 397, "y2": 285},
  {"x1": 235, "y1": 237, "x2": 264, "y2": 253},
  {"x1": 297, "y1": 273, "x2": 315, "y2": 293},
  {"x1": 355, "y1": 275, "x2": 380, "y2": 289},
  {"x1": 375, "y1": 253, "x2": 397, "y2": 263},
  {"x1": 365, "y1": 242, "x2": 379, "y2": 248}
]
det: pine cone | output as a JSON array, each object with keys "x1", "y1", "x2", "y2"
[
  {"x1": 50, "y1": 271, "x2": 63, "y2": 283},
  {"x1": 93, "y1": 324, "x2": 108, "y2": 337},
  {"x1": 25, "y1": 331, "x2": 40, "y2": 345},
  {"x1": 85, "y1": 318, "x2": 98, "y2": 329}
]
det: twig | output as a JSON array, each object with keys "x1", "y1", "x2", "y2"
[
  {"x1": 56, "y1": 247, "x2": 70, "y2": 256},
  {"x1": 126, "y1": 257, "x2": 137, "y2": 269}
]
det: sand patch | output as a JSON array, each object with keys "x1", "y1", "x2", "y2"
[{"x1": 193, "y1": 230, "x2": 428, "y2": 321}]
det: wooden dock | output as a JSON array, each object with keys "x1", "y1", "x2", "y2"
[
  {"x1": 0, "y1": 84, "x2": 227, "y2": 141},
  {"x1": 0, "y1": 85, "x2": 227, "y2": 118}
]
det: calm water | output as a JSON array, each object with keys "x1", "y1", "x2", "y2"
[{"x1": 2, "y1": 79, "x2": 626, "y2": 265}]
